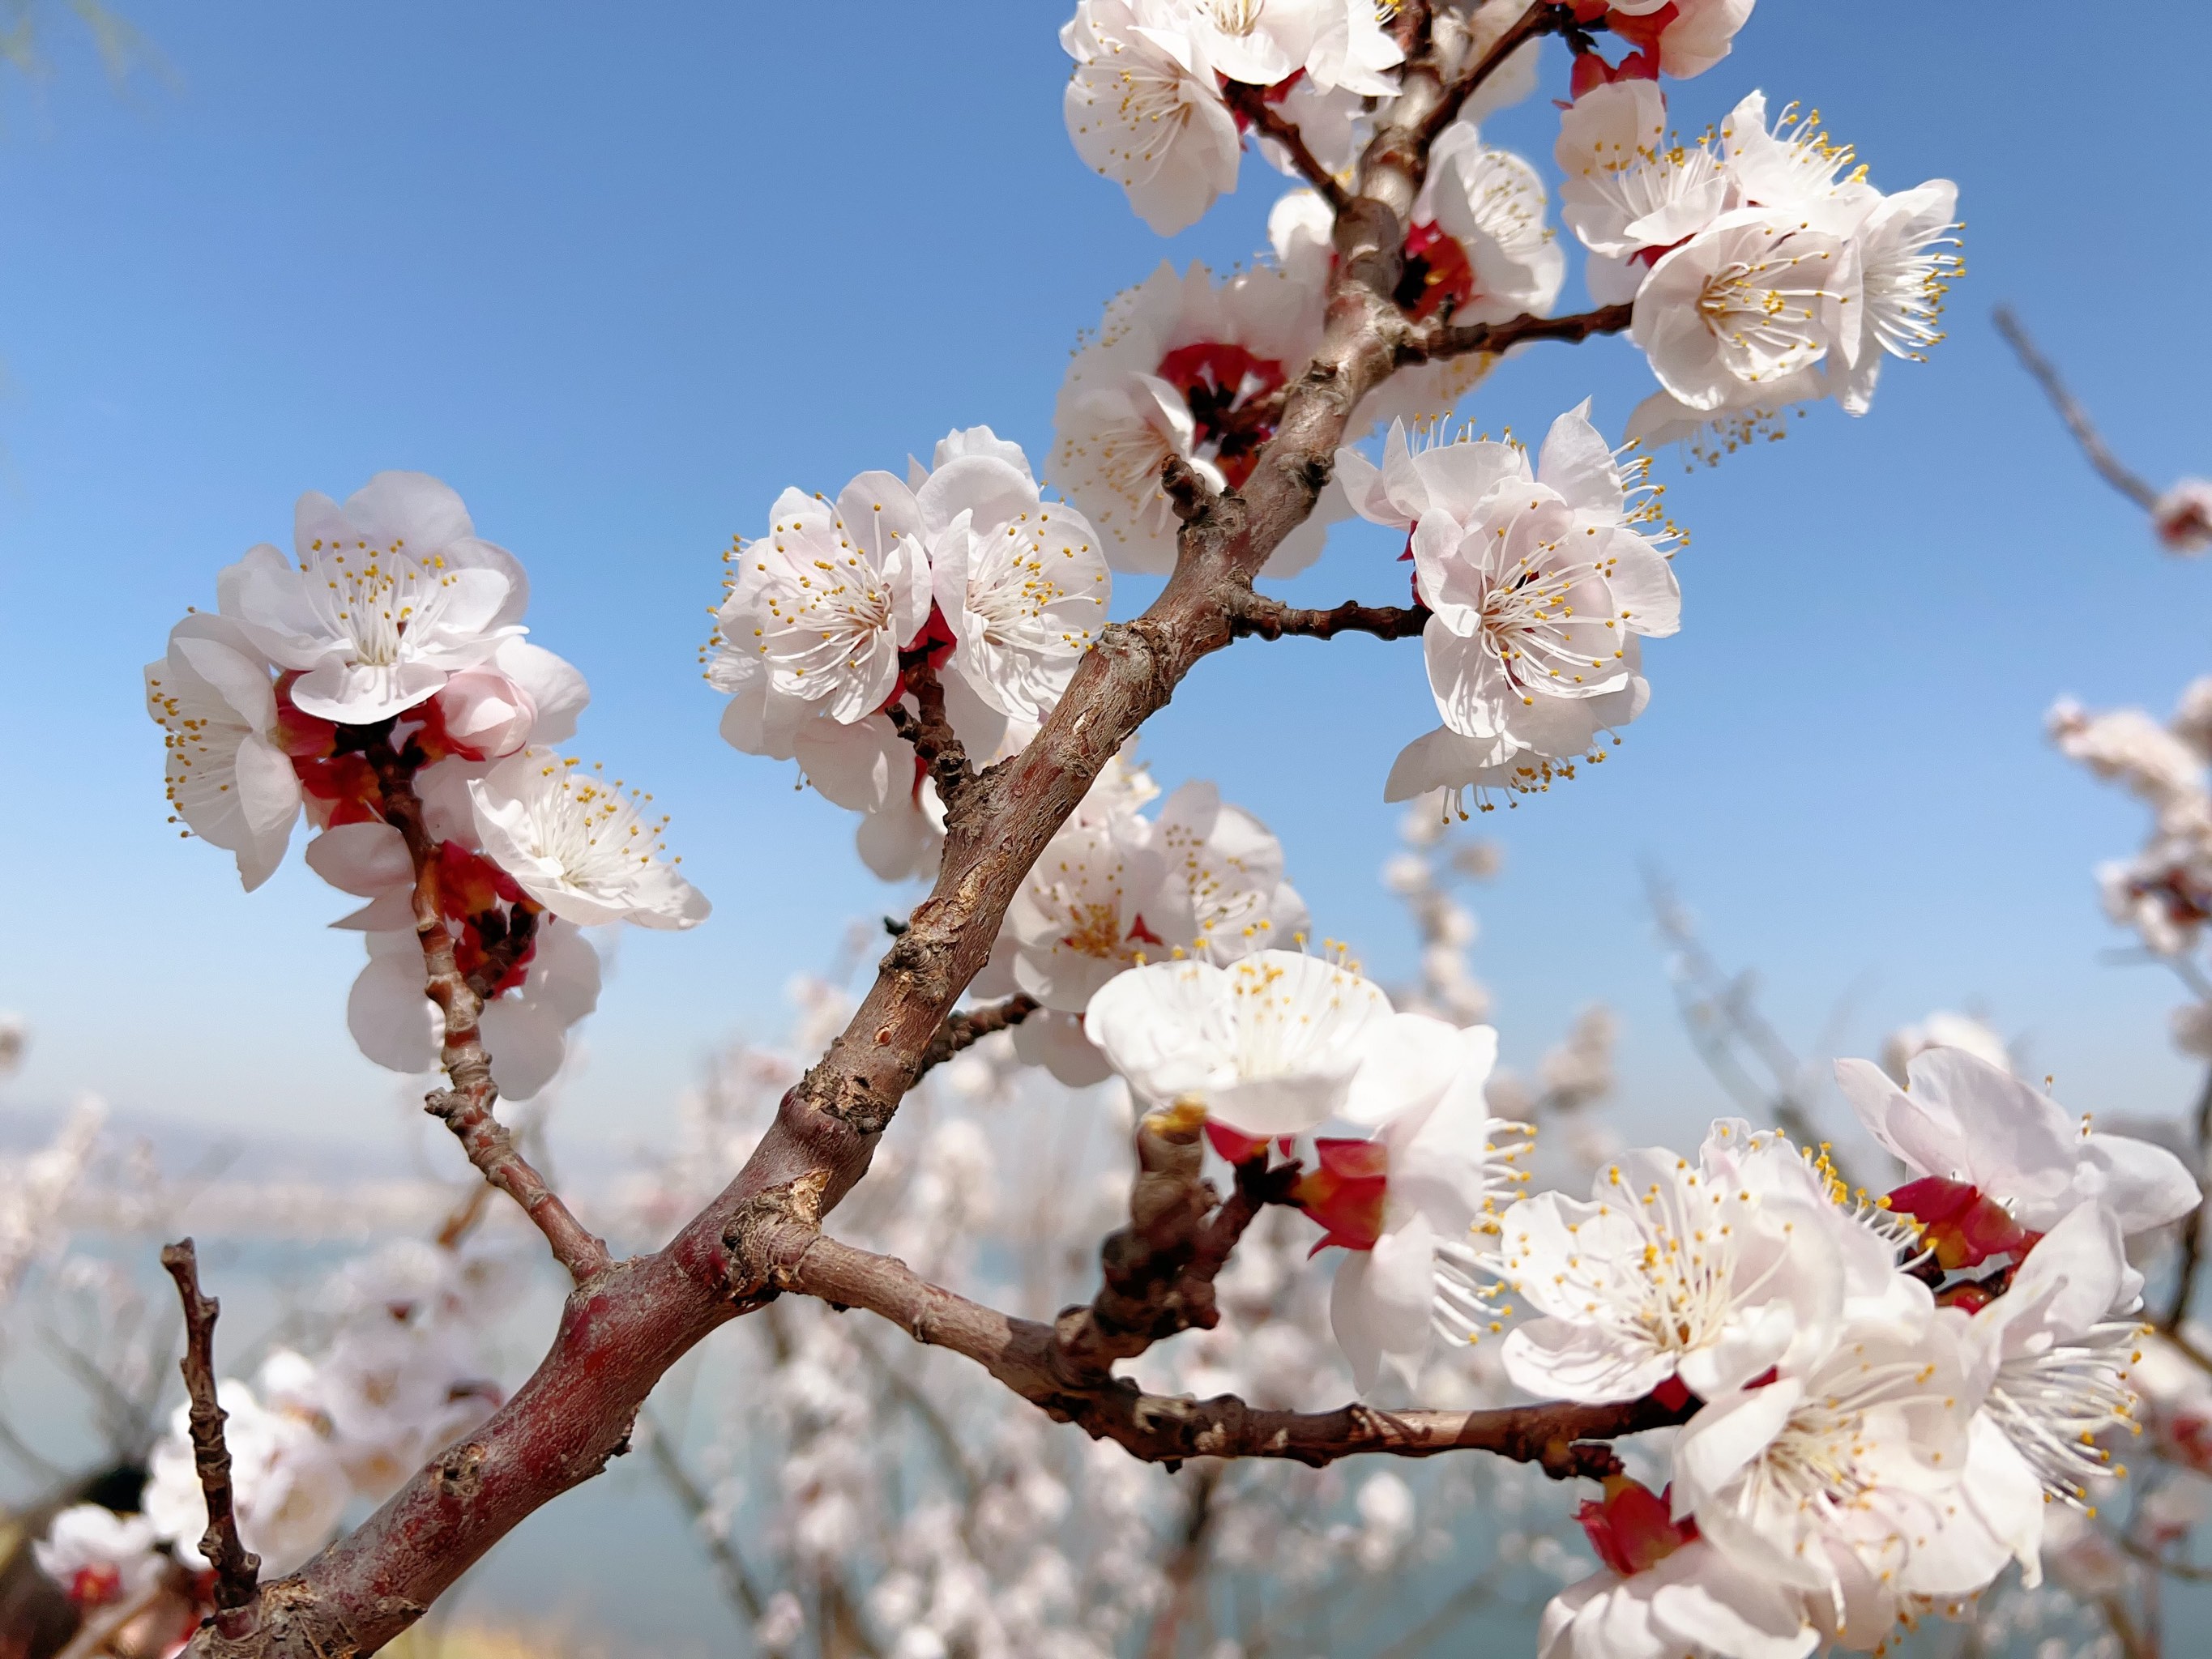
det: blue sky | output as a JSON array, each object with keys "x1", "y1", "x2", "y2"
[{"x1": 1, "y1": 1, "x2": 2207, "y2": 1169}]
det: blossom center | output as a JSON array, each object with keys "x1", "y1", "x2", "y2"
[{"x1": 1157, "y1": 342, "x2": 1286, "y2": 489}]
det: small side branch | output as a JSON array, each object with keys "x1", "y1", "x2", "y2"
[
  {"x1": 1229, "y1": 592, "x2": 1432, "y2": 642},
  {"x1": 2159, "y1": 1061, "x2": 2212, "y2": 1333},
  {"x1": 739, "y1": 1220, "x2": 1689, "y2": 1473},
  {"x1": 374, "y1": 753, "x2": 612, "y2": 1286},
  {"x1": 1414, "y1": 302, "x2": 1634, "y2": 364},
  {"x1": 159, "y1": 1240, "x2": 259, "y2": 1640},
  {"x1": 888, "y1": 655, "x2": 976, "y2": 801},
  {"x1": 912, "y1": 994, "x2": 1040, "y2": 1084},
  {"x1": 1419, "y1": 2, "x2": 1568, "y2": 147},
  {"x1": 1222, "y1": 83, "x2": 1352, "y2": 215},
  {"x1": 1993, "y1": 305, "x2": 2160, "y2": 513}
]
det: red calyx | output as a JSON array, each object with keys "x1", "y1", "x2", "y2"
[
  {"x1": 1292, "y1": 1137, "x2": 1390, "y2": 1254},
  {"x1": 1568, "y1": 44, "x2": 1660, "y2": 100},
  {"x1": 1395, "y1": 222, "x2": 1475, "y2": 324},
  {"x1": 67, "y1": 1564, "x2": 122, "y2": 1608},
  {"x1": 1604, "y1": 3, "x2": 1678, "y2": 55},
  {"x1": 1885, "y1": 1177, "x2": 2031, "y2": 1271},
  {"x1": 435, "y1": 840, "x2": 524, "y2": 921},
  {"x1": 1576, "y1": 1475, "x2": 1698, "y2": 1578},
  {"x1": 1652, "y1": 1374, "x2": 1693, "y2": 1411},
  {"x1": 1205, "y1": 1120, "x2": 1272, "y2": 1166},
  {"x1": 1156, "y1": 342, "x2": 1287, "y2": 490},
  {"x1": 272, "y1": 672, "x2": 339, "y2": 761}
]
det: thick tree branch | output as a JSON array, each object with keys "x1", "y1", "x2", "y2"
[
  {"x1": 372, "y1": 753, "x2": 612, "y2": 1288},
  {"x1": 1993, "y1": 305, "x2": 2161, "y2": 513},
  {"x1": 160, "y1": 1241, "x2": 260, "y2": 1641},
  {"x1": 1221, "y1": 83, "x2": 1352, "y2": 216},
  {"x1": 1411, "y1": 302, "x2": 1635, "y2": 365},
  {"x1": 912, "y1": 994, "x2": 1039, "y2": 1084},
  {"x1": 190, "y1": 46, "x2": 1460, "y2": 1658},
  {"x1": 1228, "y1": 592, "x2": 1432, "y2": 642},
  {"x1": 734, "y1": 1218, "x2": 1689, "y2": 1476}
]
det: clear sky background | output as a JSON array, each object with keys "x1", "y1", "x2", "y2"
[{"x1": 2, "y1": 0, "x2": 2208, "y2": 1175}]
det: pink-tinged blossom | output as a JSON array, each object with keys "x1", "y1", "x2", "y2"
[
  {"x1": 1004, "y1": 810, "x2": 1168, "y2": 1013},
  {"x1": 1083, "y1": 950, "x2": 1394, "y2": 1136},
  {"x1": 2154, "y1": 479, "x2": 2212, "y2": 554},
  {"x1": 1051, "y1": 259, "x2": 1334, "y2": 575},
  {"x1": 1313, "y1": 1014, "x2": 1529, "y2": 1396},
  {"x1": 1954, "y1": 1201, "x2": 2146, "y2": 1586},
  {"x1": 33, "y1": 1505, "x2": 162, "y2": 1610},
  {"x1": 1606, "y1": 0, "x2": 1757, "y2": 81},
  {"x1": 1061, "y1": 1, "x2": 1242, "y2": 237},
  {"x1": 1554, "y1": 80, "x2": 1726, "y2": 267},
  {"x1": 1836, "y1": 1046, "x2": 2199, "y2": 1239},
  {"x1": 468, "y1": 748, "x2": 709, "y2": 931},
  {"x1": 1339, "y1": 402, "x2": 1678, "y2": 804},
  {"x1": 1178, "y1": 0, "x2": 1402, "y2": 96},
  {"x1": 220, "y1": 471, "x2": 527, "y2": 726},
  {"x1": 1148, "y1": 780, "x2": 1309, "y2": 963},
  {"x1": 144, "y1": 613, "x2": 302, "y2": 890}
]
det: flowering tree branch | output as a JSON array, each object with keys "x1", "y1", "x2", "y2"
[
  {"x1": 1228, "y1": 593, "x2": 1433, "y2": 642},
  {"x1": 174, "y1": 33, "x2": 1671, "y2": 1658},
  {"x1": 372, "y1": 749, "x2": 612, "y2": 1289},
  {"x1": 160, "y1": 1240, "x2": 261, "y2": 1641},
  {"x1": 730, "y1": 1213, "x2": 1691, "y2": 1475},
  {"x1": 1416, "y1": 1, "x2": 1570, "y2": 149}
]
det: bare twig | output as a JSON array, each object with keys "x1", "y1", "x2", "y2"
[
  {"x1": 1228, "y1": 594, "x2": 1431, "y2": 642},
  {"x1": 373, "y1": 752, "x2": 612, "y2": 1287},
  {"x1": 1141, "y1": 1463, "x2": 1220, "y2": 1659},
  {"x1": 887, "y1": 655, "x2": 976, "y2": 801},
  {"x1": 54, "y1": 1580, "x2": 168, "y2": 1659},
  {"x1": 1992, "y1": 305, "x2": 2160, "y2": 513},
  {"x1": 640, "y1": 1411, "x2": 767, "y2": 1623},
  {"x1": 159, "y1": 1240, "x2": 259, "y2": 1640},
  {"x1": 1414, "y1": 301, "x2": 1636, "y2": 365},
  {"x1": 1221, "y1": 82, "x2": 1352, "y2": 215},
  {"x1": 2159, "y1": 1062, "x2": 2212, "y2": 1333},
  {"x1": 912, "y1": 994, "x2": 1039, "y2": 1085},
  {"x1": 731, "y1": 1214, "x2": 1690, "y2": 1475}
]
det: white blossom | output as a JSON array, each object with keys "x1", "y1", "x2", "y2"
[
  {"x1": 1061, "y1": 0, "x2": 1242, "y2": 237},
  {"x1": 34, "y1": 1504, "x2": 162, "y2": 1609},
  {"x1": 469, "y1": 748, "x2": 709, "y2": 930},
  {"x1": 220, "y1": 471, "x2": 527, "y2": 726},
  {"x1": 144, "y1": 1367, "x2": 351, "y2": 1576},
  {"x1": 143, "y1": 614, "x2": 301, "y2": 890}
]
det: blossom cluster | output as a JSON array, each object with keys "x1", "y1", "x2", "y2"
[
  {"x1": 708, "y1": 428, "x2": 1112, "y2": 879},
  {"x1": 147, "y1": 471, "x2": 707, "y2": 1098}
]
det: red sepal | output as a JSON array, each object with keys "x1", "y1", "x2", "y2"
[
  {"x1": 1575, "y1": 1475, "x2": 1697, "y2": 1578},
  {"x1": 1292, "y1": 1137, "x2": 1390, "y2": 1253}
]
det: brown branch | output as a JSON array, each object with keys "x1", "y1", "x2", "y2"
[
  {"x1": 2159, "y1": 1062, "x2": 2212, "y2": 1333},
  {"x1": 1418, "y1": 2, "x2": 1568, "y2": 148},
  {"x1": 1222, "y1": 82, "x2": 1352, "y2": 216},
  {"x1": 159, "y1": 1240, "x2": 260, "y2": 1640},
  {"x1": 1992, "y1": 305, "x2": 2161, "y2": 514},
  {"x1": 1413, "y1": 302, "x2": 1635, "y2": 365},
  {"x1": 371, "y1": 751, "x2": 612, "y2": 1288},
  {"x1": 886, "y1": 655, "x2": 976, "y2": 801},
  {"x1": 733, "y1": 1218, "x2": 1690, "y2": 1476},
  {"x1": 1141, "y1": 1463, "x2": 1220, "y2": 1659},
  {"x1": 1049, "y1": 1105, "x2": 1292, "y2": 1383},
  {"x1": 912, "y1": 994, "x2": 1039, "y2": 1084},
  {"x1": 184, "y1": 50, "x2": 1459, "y2": 1658},
  {"x1": 1229, "y1": 593, "x2": 1432, "y2": 642}
]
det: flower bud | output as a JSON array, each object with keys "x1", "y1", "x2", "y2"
[{"x1": 433, "y1": 669, "x2": 537, "y2": 761}]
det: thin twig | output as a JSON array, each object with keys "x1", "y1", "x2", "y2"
[
  {"x1": 887, "y1": 655, "x2": 976, "y2": 801},
  {"x1": 1141, "y1": 1464, "x2": 1221, "y2": 1659},
  {"x1": 1221, "y1": 83, "x2": 1352, "y2": 215},
  {"x1": 1992, "y1": 305, "x2": 2160, "y2": 513},
  {"x1": 1228, "y1": 594, "x2": 1431, "y2": 642},
  {"x1": 158, "y1": 1240, "x2": 259, "y2": 1639},
  {"x1": 640, "y1": 1411, "x2": 767, "y2": 1623},
  {"x1": 912, "y1": 995, "x2": 1039, "y2": 1085},
  {"x1": 54, "y1": 1580, "x2": 168, "y2": 1659},
  {"x1": 1415, "y1": 301, "x2": 1635, "y2": 365},
  {"x1": 372, "y1": 752, "x2": 612, "y2": 1286}
]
